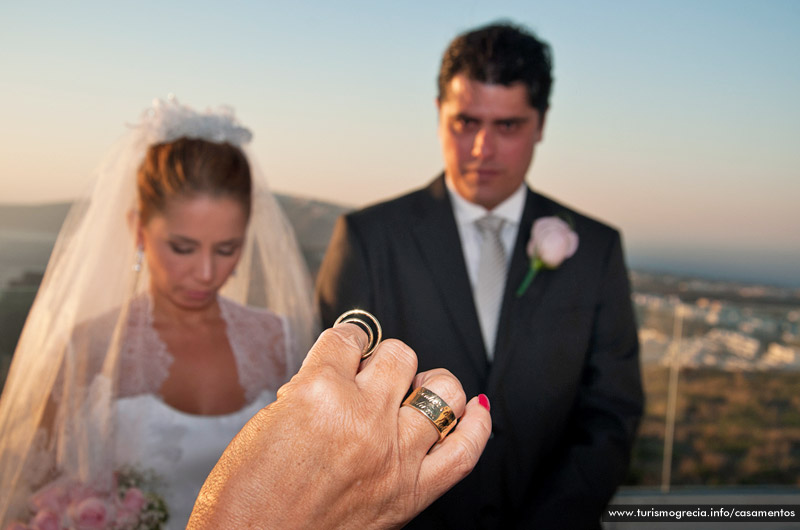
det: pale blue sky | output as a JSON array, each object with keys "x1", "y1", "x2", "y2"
[{"x1": 1, "y1": 1, "x2": 799, "y2": 285}]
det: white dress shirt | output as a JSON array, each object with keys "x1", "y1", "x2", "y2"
[{"x1": 445, "y1": 176, "x2": 527, "y2": 292}]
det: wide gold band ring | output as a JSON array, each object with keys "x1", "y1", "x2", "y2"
[
  {"x1": 334, "y1": 309, "x2": 382, "y2": 359},
  {"x1": 402, "y1": 386, "x2": 457, "y2": 442}
]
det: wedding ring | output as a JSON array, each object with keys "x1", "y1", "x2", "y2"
[
  {"x1": 334, "y1": 309, "x2": 382, "y2": 359},
  {"x1": 402, "y1": 386, "x2": 457, "y2": 442}
]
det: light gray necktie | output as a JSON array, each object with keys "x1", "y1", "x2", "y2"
[{"x1": 475, "y1": 215, "x2": 506, "y2": 360}]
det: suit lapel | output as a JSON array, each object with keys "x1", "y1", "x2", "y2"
[
  {"x1": 410, "y1": 176, "x2": 489, "y2": 376},
  {"x1": 491, "y1": 189, "x2": 559, "y2": 384}
]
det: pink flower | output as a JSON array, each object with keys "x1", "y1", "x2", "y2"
[
  {"x1": 516, "y1": 215, "x2": 579, "y2": 297},
  {"x1": 114, "y1": 509, "x2": 138, "y2": 529},
  {"x1": 120, "y1": 488, "x2": 145, "y2": 513},
  {"x1": 29, "y1": 510, "x2": 60, "y2": 530},
  {"x1": 68, "y1": 497, "x2": 114, "y2": 530},
  {"x1": 23, "y1": 470, "x2": 167, "y2": 530},
  {"x1": 67, "y1": 484, "x2": 98, "y2": 505},
  {"x1": 115, "y1": 488, "x2": 146, "y2": 527},
  {"x1": 29, "y1": 479, "x2": 72, "y2": 515},
  {"x1": 527, "y1": 217, "x2": 579, "y2": 268}
]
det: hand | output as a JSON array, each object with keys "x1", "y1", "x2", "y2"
[{"x1": 188, "y1": 323, "x2": 492, "y2": 529}]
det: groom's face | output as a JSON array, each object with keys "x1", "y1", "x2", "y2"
[{"x1": 437, "y1": 74, "x2": 544, "y2": 210}]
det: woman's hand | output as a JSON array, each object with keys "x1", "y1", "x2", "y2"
[{"x1": 188, "y1": 323, "x2": 492, "y2": 529}]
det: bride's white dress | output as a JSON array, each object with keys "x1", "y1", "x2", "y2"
[
  {"x1": 111, "y1": 296, "x2": 291, "y2": 529},
  {"x1": 114, "y1": 390, "x2": 274, "y2": 529}
]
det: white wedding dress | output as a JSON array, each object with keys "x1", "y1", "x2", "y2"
[
  {"x1": 111, "y1": 295, "x2": 292, "y2": 529},
  {"x1": 114, "y1": 390, "x2": 274, "y2": 529}
]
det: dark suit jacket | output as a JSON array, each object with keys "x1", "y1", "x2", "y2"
[{"x1": 316, "y1": 175, "x2": 643, "y2": 529}]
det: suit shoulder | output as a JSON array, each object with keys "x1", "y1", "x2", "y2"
[{"x1": 341, "y1": 185, "x2": 431, "y2": 230}]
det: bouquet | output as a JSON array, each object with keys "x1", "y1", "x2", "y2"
[{"x1": 6, "y1": 467, "x2": 168, "y2": 530}]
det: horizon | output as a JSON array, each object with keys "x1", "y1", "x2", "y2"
[
  {"x1": 1, "y1": 198, "x2": 798, "y2": 290},
  {"x1": 2, "y1": 1, "x2": 798, "y2": 289}
]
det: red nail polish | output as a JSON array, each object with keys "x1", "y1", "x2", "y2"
[{"x1": 478, "y1": 394, "x2": 490, "y2": 411}]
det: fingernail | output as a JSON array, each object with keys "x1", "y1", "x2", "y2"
[{"x1": 478, "y1": 394, "x2": 490, "y2": 411}]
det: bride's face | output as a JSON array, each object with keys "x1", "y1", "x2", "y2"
[{"x1": 138, "y1": 194, "x2": 248, "y2": 310}]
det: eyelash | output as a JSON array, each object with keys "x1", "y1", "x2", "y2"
[
  {"x1": 169, "y1": 243, "x2": 194, "y2": 255},
  {"x1": 169, "y1": 243, "x2": 238, "y2": 256}
]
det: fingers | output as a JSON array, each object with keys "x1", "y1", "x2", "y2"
[
  {"x1": 398, "y1": 369, "x2": 467, "y2": 457},
  {"x1": 299, "y1": 323, "x2": 370, "y2": 379},
  {"x1": 356, "y1": 338, "x2": 418, "y2": 404},
  {"x1": 417, "y1": 395, "x2": 492, "y2": 504}
]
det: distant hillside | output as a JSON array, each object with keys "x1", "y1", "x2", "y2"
[
  {"x1": 273, "y1": 195, "x2": 351, "y2": 277},
  {"x1": 0, "y1": 195, "x2": 351, "y2": 282},
  {"x1": 0, "y1": 202, "x2": 72, "y2": 234}
]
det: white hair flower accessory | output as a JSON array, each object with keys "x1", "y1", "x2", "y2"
[
  {"x1": 516, "y1": 215, "x2": 579, "y2": 297},
  {"x1": 134, "y1": 94, "x2": 252, "y2": 147}
]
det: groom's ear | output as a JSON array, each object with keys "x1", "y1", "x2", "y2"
[{"x1": 532, "y1": 107, "x2": 548, "y2": 144}]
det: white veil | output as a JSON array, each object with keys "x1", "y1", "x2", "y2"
[{"x1": 0, "y1": 97, "x2": 318, "y2": 523}]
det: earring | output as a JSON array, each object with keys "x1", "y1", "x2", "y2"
[{"x1": 133, "y1": 246, "x2": 144, "y2": 273}]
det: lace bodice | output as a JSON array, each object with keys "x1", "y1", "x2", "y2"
[
  {"x1": 116, "y1": 296, "x2": 290, "y2": 402},
  {"x1": 110, "y1": 296, "x2": 288, "y2": 528}
]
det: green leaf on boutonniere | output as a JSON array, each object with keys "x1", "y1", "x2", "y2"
[{"x1": 516, "y1": 257, "x2": 543, "y2": 297}]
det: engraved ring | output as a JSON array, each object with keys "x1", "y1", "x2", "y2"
[
  {"x1": 402, "y1": 386, "x2": 457, "y2": 442},
  {"x1": 334, "y1": 309, "x2": 383, "y2": 359}
]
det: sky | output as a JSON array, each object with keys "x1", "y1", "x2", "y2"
[{"x1": 1, "y1": 1, "x2": 799, "y2": 286}]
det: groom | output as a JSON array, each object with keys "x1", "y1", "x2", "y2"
[{"x1": 316, "y1": 22, "x2": 643, "y2": 529}]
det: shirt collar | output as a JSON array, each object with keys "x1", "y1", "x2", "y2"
[{"x1": 445, "y1": 175, "x2": 527, "y2": 226}]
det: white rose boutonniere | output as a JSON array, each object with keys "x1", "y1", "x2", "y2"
[{"x1": 515, "y1": 215, "x2": 579, "y2": 297}]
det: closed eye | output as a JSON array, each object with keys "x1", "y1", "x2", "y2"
[
  {"x1": 215, "y1": 244, "x2": 240, "y2": 257},
  {"x1": 169, "y1": 242, "x2": 195, "y2": 255}
]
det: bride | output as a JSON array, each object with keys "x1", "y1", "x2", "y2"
[{"x1": 0, "y1": 97, "x2": 317, "y2": 529}]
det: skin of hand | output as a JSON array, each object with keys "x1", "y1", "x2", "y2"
[{"x1": 187, "y1": 323, "x2": 492, "y2": 529}]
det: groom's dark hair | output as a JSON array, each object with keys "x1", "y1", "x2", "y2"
[{"x1": 437, "y1": 21, "x2": 553, "y2": 115}]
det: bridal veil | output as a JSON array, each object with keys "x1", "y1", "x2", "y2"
[{"x1": 0, "y1": 97, "x2": 318, "y2": 521}]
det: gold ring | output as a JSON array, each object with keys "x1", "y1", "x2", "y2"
[
  {"x1": 334, "y1": 309, "x2": 382, "y2": 359},
  {"x1": 402, "y1": 386, "x2": 457, "y2": 442}
]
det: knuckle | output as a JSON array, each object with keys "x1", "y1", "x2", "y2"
[
  {"x1": 445, "y1": 437, "x2": 481, "y2": 479},
  {"x1": 290, "y1": 365, "x2": 342, "y2": 409},
  {"x1": 376, "y1": 339, "x2": 418, "y2": 373},
  {"x1": 417, "y1": 369, "x2": 465, "y2": 408}
]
